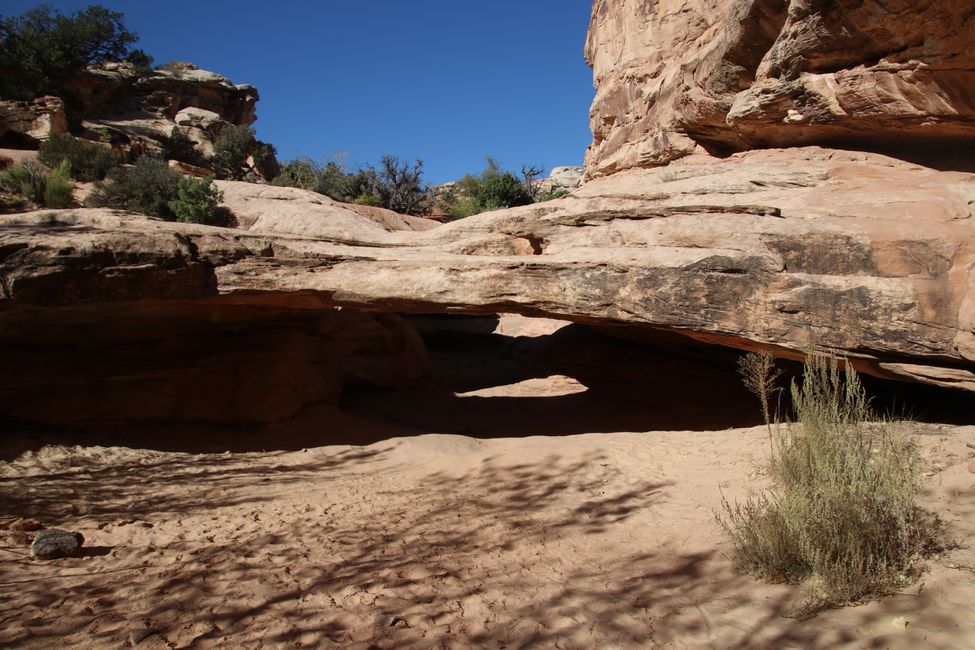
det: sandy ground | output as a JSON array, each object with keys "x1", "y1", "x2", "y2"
[{"x1": 2, "y1": 317, "x2": 974, "y2": 648}]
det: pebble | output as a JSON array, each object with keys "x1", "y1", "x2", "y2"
[
  {"x1": 30, "y1": 528, "x2": 84, "y2": 559},
  {"x1": 9, "y1": 518, "x2": 43, "y2": 532},
  {"x1": 968, "y1": 463, "x2": 975, "y2": 474}
]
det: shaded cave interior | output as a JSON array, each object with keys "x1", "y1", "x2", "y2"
[{"x1": 1, "y1": 303, "x2": 972, "y2": 457}]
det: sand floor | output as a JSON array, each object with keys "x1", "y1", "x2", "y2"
[
  {"x1": 2, "y1": 317, "x2": 974, "y2": 648},
  {"x1": 2, "y1": 421, "x2": 973, "y2": 649}
]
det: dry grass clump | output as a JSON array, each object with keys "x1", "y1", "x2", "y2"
[{"x1": 720, "y1": 353, "x2": 944, "y2": 615}]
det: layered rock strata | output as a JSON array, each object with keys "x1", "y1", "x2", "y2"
[
  {"x1": 2, "y1": 147, "x2": 973, "y2": 395},
  {"x1": 585, "y1": 0, "x2": 975, "y2": 177}
]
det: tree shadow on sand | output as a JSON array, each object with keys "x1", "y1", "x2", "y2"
[{"x1": 1, "y1": 444, "x2": 943, "y2": 648}]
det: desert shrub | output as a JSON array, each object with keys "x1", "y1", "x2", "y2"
[
  {"x1": 43, "y1": 159, "x2": 75, "y2": 208},
  {"x1": 0, "y1": 160, "x2": 76, "y2": 208},
  {"x1": 476, "y1": 171, "x2": 531, "y2": 211},
  {"x1": 440, "y1": 157, "x2": 532, "y2": 219},
  {"x1": 272, "y1": 157, "x2": 321, "y2": 191},
  {"x1": 272, "y1": 156, "x2": 430, "y2": 214},
  {"x1": 39, "y1": 134, "x2": 120, "y2": 182},
  {"x1": 536, "y1": 188, "x2": 571, "y2": 202},
  {"x1": 719, "y1": 353, "x2": 944, "y2": 615},
  {"x1": 124, "y1": 48, "x2": 154, "y2": 72},
  {"x1": 87, "y1": 156, "x2": 180, "y2": 218},
  {"x1": 163, "y1": 128, "x2": 207, "y2": 168},
  {"x1": 210, "y1": 124, "x2": 254, "y2": 180},
  {"x1": 354, "y1": 194, "x2": 382, "y2": 207},
  {"x1": 168, "y1": 175, "x2": 223, "y2": 225},
  {"x1": 0, "y1": 4, "x2": 140, "y2": 100},
  {"x1": 373, "y1": 155, "x2": 430, "y2": 215},
  {"x1": 0, "y1": 162, "x2": 47, "y2": 204}
]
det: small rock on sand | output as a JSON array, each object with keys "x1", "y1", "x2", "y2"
[{"x1": 30, "y1": 528, "x2": 84, "y2": 559}]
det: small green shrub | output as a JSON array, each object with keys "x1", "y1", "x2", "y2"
[
  {"x1": 0, "y1": 160, "x2": 76, "y2": 208},
  {"x1": 43, "y1": 160, "x2": 75, "y2": 208},
  {"x1": 439, "y1": 157, "x2": 532, "y2": 219},
  {"x1": 475, "y1": 171, "x2": 532, "y2": 211},
  {"x1": 272, "y1": 157, "x2": 322, "y2": 191},
  {"x1": 163, "y1": 128, "x2": 207, "y2": 168},
  {"x1": 536, "y1": 188, "x2": 571, "y2": 202},
  {"x1": 719, "y1": 353, "x2": 944, "y2": 615},
  {"x1": 0, "y1": 162, "x2": 47, "y2": 204},
  {"x1": 354, "y1": 194, "x2": 382, "y2": 207},
  {"x1": 168, "y1": 175, "x2": 223, "y2": 225},
  {"x1": 210, "y1": 124, "x2": 257, "y2": 180},
  {"x1": 38, "y1": 134, "x2": 120, "y2": 182},
  {"x1": 87, "y1": 156, "x2": 181, "y2": 218}
]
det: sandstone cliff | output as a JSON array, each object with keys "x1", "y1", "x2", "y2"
[
  {"x1": 2, "y1": 147, "x2": 973, "y2": 403},
  {"x1": 0, "y1": 61, "x2": 256, "y2": 159},
  {"x1": 2, "y1": 3, "x2": 975, "y2": 431},
  {"x1": 585, "y1": 0, "x2": 975, "y2": 177}
]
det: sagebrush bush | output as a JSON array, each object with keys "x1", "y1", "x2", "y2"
[
  {"x1": 43, "y1": 160, "x2": 75, "y2": 208},
  {"x1": 39, "y1": 134, "x2": 120, "y2": 182},
  {"x1": 0, "y1": 162, "x2": 47, "y2": 204},
  {"x1": 719, "y1": 353, "x2": 944, "y2": 615},
  {"x1": 168, "y1": 175, "x2": 223, "y2": 225},
  {"x1": 0, "y1": 160, "x2": 76, "y2": 209},
  {"x1": 87, "y1": 156, "x2": 181, "y2": 218}
]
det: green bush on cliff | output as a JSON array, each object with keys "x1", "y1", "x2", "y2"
[
  {"x1": 273, "y1": 155, "x2": 431, "y2": 215},
  {"x1": 168, "y1": 175, "x2": 223, "y2": 225},
  {"x1": 38, "y1": 134, "x2": 120, "y2": 182},
  {"x1": 0, "y1": 160, "x2": 75, "y2": 208},
  {"x1": 0, "y1": 4, "x2": 141, "y2": 100},
  {"x1": 43, "y1": 159, "x2": 75, "y2": 208},
  {"x1": 438, "y1": 157, "x2": 532, "y2": 220},
  {"x1": 87, "y1": 156, "x2": 181, "y2": 218},
  {"x1": 208, "y1": 124, "x2": 279, "y2": 181},
  {"x1": 163, "y1": 128, "x2": 208, "y2": 168},
  {"x1": 719, "y1": 353, "x2": 945, "y2": 615}
]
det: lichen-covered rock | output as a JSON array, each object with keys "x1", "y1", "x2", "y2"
[
  {"x1": 30, "y1": 529, "x2": 84, "y2": 559},
  {"x1": 584, "y1": 0, "x2": 975, "y2": 177}
]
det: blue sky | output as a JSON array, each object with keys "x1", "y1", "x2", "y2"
[{"x1": 4, "y1": 1, "x2": 596, "y2": 184}]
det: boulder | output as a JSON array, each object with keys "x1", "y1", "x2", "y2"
[
  {"x1": 548, "y1": 166, "x2": 585, "y2": 189},
  {"x1": 584, "y1": 0, "x2": 975, "y2": 177},
  {"x1": 30, "y1": 529, "x2": 84, "y2": 559},
  {"x1": 174, "y1": 106, "x2": 223, "y2": 130}
]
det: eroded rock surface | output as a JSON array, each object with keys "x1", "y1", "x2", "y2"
[
  {"x1": 585, "y1": 0, "x2": 975, "y2": 177},
  {"x1": 2, "y1": 148, "x2": 973, "y2": 392},
  {"x1": 0, "y1": 96, "x2": 68, "y2": 148}
]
